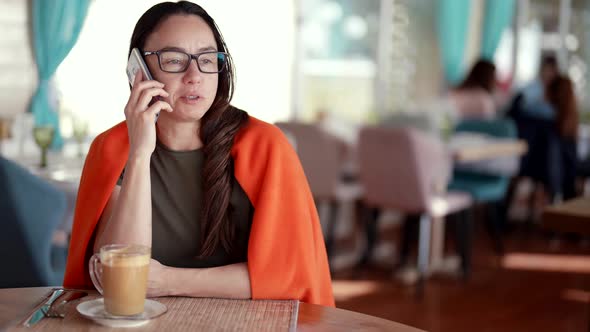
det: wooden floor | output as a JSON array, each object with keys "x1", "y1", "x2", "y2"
[{"x1": 331, "y1": 223, "x2": 590, "y2": 332}]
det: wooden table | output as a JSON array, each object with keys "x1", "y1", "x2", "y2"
[
  {"x1": 543, "y1": 196, "x2": 590, "y2": 332},
  {"x1": 0, "y1": 287, "x2": 424, "y2": 332},
  {"x1": 543, "y1": 196, "x2": 590, "y2": 235},
  {"x1": 449, "y1": 136, "x2": 528, "y2": 163}
]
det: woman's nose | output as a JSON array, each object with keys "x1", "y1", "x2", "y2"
[{"x1": 183, "y1": 59, "x2": 202, "y2": 84}]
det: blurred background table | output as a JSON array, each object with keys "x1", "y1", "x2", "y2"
[
  {"x1": 542, "y1": 196, "x2": 590, "y2": 236},
  {"x1": 449, "y1": 134, "x2": 528, "y2": 163}
]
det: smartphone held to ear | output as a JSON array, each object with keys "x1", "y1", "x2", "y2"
[
  {"x1": 127, "y1": 48, "x2": 154, "y2": 85},
  {"x1": 126, "y1": 48, "x2": 160, "y2": 122}
]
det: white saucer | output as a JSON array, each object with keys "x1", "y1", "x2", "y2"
[{"x1": 76, "y1": 298, "x2": 167, "y2": 328}]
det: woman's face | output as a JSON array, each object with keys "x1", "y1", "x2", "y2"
[{"x1": 143, "y1": 14, "x2": 219, "y2": 122}]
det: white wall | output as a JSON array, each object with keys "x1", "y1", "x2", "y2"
[
  {"x1": 0, "y1": 0, "x2": 36, "y2": 119},
  {"x1": 200, "y1": 1, "x2": 295, "y2": 123}
]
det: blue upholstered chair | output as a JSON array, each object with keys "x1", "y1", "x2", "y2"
[
  {"x1": 447, "y1": 119, "x2": 518, "y2": 254},
  {"x1": 0, "y1": 156, "x2": 67, "y2": 287}
]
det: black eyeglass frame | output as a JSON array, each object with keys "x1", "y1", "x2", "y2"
[{"x1": 143, "y1": 50, "x2": 229, "y2": 74}]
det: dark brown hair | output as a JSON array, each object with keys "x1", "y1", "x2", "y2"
[
  {"x1": 457, "y1": 59, "x2": 497, "y2": 93},
  {"x1": 130, "y1": 1, "x2": 249, "y2": 257},
  {"x1": 546, "y1": 75, "x2": 578, "y2": 140}
]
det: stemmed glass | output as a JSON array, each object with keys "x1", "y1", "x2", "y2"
[
  {"x1": 72, "y1": 118, "x2": 89, "y2": 157},
  {"x1": 33, "y1": 126, "x2": 55, "y2": 168}
]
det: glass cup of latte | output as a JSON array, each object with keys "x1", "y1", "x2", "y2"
[{"x1": 89, "y1": 244, "x2": 151, "y2": 316}]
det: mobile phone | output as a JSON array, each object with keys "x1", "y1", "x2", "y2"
[
  {"x1": 127, "y1": 48, "x2": 153, "y2": 85},
  {"x1": 126, "y1": 48, "x2": 160, "y2": 121}
]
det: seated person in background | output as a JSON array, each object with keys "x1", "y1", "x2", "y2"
[
  {"x1": 505, "y1": 55, "x2": 562, "y2": 202},
  {"x1": 449, "y1": 59, "x2": 497, "y2": 120},
  {"x1": 517, "y1": 54, "x2": 559, "y2": 120},
  {"x1": 546, "y1": 74, "x2": 579, "y2": 200},
  {"x1": 63, "y1": 1, "x2": 334, "y2": 306}
]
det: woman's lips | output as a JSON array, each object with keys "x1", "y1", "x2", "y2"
[{"x1": 180, "y1": 95, "x2": 202, "y2": 104}]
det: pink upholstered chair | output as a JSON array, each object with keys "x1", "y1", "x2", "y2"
[
  {"x1": 358, "y1": 126, "x2": 472, "y2": 291},
  {"x1": 275, "y1": 122, "x2": 363, "y2": 257}
]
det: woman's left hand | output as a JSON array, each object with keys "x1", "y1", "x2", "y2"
[{"x1": 147, "y1": 258, "x2": 170, "y2": 297}]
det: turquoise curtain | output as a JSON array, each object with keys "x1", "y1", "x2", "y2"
[
  {"x1": 436, "y1": 0, "x2": 471, "y2": 85},
  {"x1": 481, "y1": 0, "x2": 516, "y2": 61},
  {"x1": 30, "y1": 0, "x2": 90, "y2": 149}
]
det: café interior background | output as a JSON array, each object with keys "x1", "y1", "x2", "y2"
[
  {"x1": 1, "y1": 0, "x2": 590, "y2": 331},
  {"x1": 2, "y1": 0, "x2": 588, "y2": 138}
]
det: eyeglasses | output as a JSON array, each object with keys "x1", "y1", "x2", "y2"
[{"x1": 144, "y1": 50, "x2": 228, "y2": 74}]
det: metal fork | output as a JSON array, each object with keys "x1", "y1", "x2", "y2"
[
  {"x1": 42, "y1": 304, "x2": 67, "y2": 318},
  {"x1": 43, "y1": 291, "x2": 88, "y2": 318}
]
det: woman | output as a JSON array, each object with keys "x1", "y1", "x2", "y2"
[
  {"x1": 449, "y1": 59, "x2": 497, "y2": 119},
  {"x1": 63, "y1": 1, "x2": 334, "y2": 306},
  {"x1": 546, "y1": 74, "x2": 579, "y2": 200}
]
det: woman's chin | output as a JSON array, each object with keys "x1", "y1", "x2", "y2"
[{"x1": 167, "y1": 106, "x2": 208, "y2": 122}]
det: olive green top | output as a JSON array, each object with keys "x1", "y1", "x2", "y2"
[{"x1": 118, "y1": 139, "x2": 253, "y2": 268}]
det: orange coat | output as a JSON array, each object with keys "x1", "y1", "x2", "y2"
[{"x1": 63, "y1": 116, "x2": 334, "y2": 306}]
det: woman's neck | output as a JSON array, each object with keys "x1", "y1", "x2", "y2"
[{"x1": 155, "y1": 118, "x2": 203, "y2": 151}]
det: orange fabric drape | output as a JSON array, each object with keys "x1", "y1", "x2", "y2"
[{"x1": 63, "y1": 116, "x2": 334, "y2": 306}]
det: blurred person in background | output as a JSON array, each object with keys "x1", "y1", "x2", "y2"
[
  {"x1": 546, "y1": 74, "x2": 579, "y2": 200},
  {"x1": 449, "y1": 59, "x2": 497, "y2": 120},
  {"x1": 505, "y1": 55, "x2": 563, "y2": 206},
  {"x1": 514, "y1": 54, "x2": 559, "y2": 120}
]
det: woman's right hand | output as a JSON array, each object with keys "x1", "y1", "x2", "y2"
[{"x1": 124, "y1": 70, "x2": 173, "y2": 160}]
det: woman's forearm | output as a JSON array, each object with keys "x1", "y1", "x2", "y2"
[
  {"x1": 164, "y1": 262, "x2": 252, "y2": 299},
  {"x1": 95, "y1": 155, "x2": 152, "y2": 249}
]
